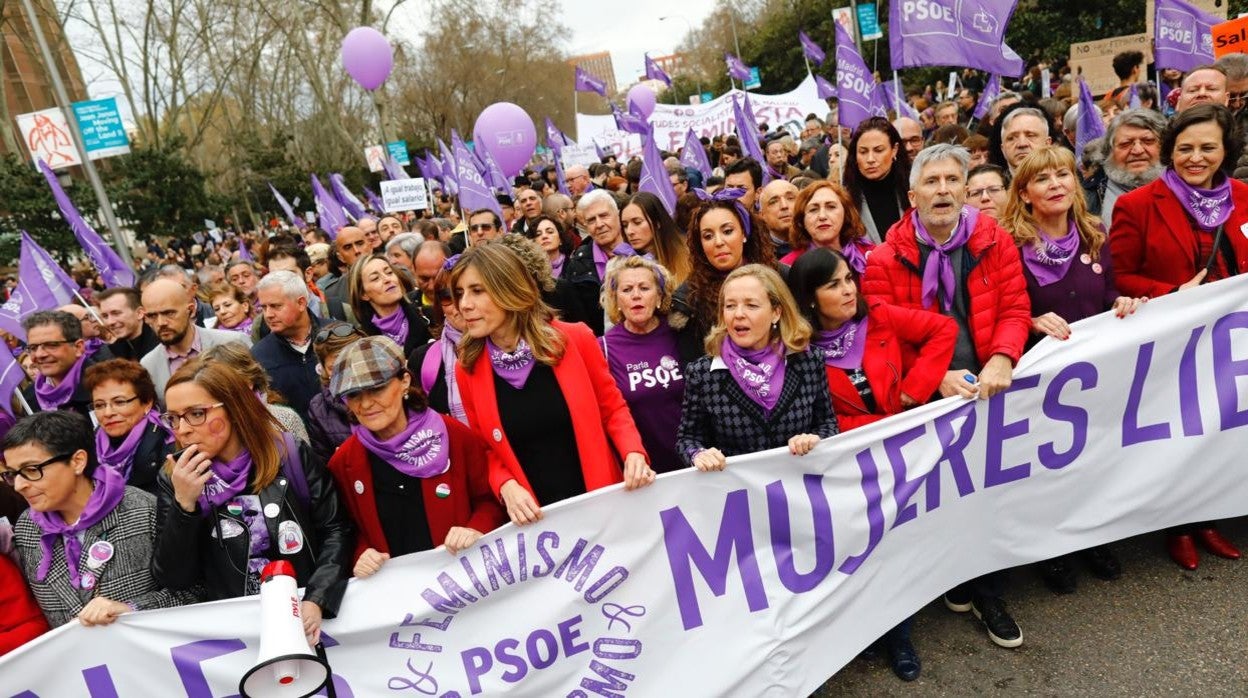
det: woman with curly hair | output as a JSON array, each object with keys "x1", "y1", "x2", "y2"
[{"x1": 780, "y1": 181, "x2": 874, "y2": 272}]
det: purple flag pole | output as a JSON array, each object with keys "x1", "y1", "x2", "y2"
[
  {"x1": 269, "y1": 183, "x2": 308, "y2": 230},
  {"x1": 311, "y1": 174, "x2": 347, "y2": 239},
  {"x1": 451, "y1": 131, "x2": 504, "y2": 226},
  {"x1": 364, "y1": 187, "x2": 386, "y2": 213},
  {"x1": 799, "y1": 30, "x2": 826, "y2": 68},
  {"x1": 383, "y1": 157, "x2": 410, "y2": 181},
  {"x1": 575, "y1": 66, "x2": 609, "y2": 97},
  {"x1": 816, "y1": 74, "x2": 837, "y2": 100},
  {"x1": 37, "y1": 159, "x2": 136, "y2": 288},
  {"x1": 1075, "y1": 78, "x2": 1106, "y2": 160},
  {"x1": 638, "y1": 123, "x2": 679, "y2": 215},
  {"x1": 734, "y1": 93, "x2": 772, "y2": 185},
  {"x1": 679, "y1": 129, "x2": 712, "y2": 180},
  {"x1": 645, "y1": 54, "x2": 672, "y2": 87}
]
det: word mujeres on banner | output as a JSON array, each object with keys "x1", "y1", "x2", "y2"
[{"x1": 4, "y1": 275, "x2": 1248, "y2": 696}]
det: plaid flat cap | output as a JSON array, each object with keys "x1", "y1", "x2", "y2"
[{"x1": 329, "y1": 335, "x2": 405, "y2": 398}]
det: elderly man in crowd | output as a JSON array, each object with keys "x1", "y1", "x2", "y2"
[
  {"x1": 765, "y1": 139, "x2": 801, "y2": 180},
  {"x1": 999, "y1": 107, "x2": 1052, "y2": 175},
  {"x1": 865, "y1": 143, "x2": 1030, "y2": 653},
  {"x1": 1099, "y1": 109, "x2": 1166, "y2": 228},
  {"x1": 139, "y1": 278, "x2": 251, "y2": 400},
  {"x1": 543, "y1": 192, "x2": 578, "y2": 236},
  {"x1": 566, "y1": 164, "x2": 594, "y2": 196},
  {"x1": 251, "y1": 270, "x2": 321, "y2": 417}
]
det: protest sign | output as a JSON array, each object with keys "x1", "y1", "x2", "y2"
[
  {"x1": 363, "y1": 144, "x2": 387, "y2": 172},
  {"x1": 379, "y1": 178, "x2": 429, "y2": 212},
  {"x1": 1069, "y1": 34, "x2": 1153, "y2": 96},
  {"x1": 5, "y1": 273, "x2": 1248, "y2": 696},
  {"x1": 386, "y1": 140, "x2": 411, "y2": 166},
  {"x1": 1212, "y1": 15, "x2": 1248, "y2": 56},
  {"x1": 70, "y1": 97, "x2": 130, "y2": 160},
  {"x1": 16, "y1": 107, "x2": 80, "y2": 168}
]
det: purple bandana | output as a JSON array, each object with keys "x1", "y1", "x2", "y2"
[
  {"x1": 488, "y1": 338, "x2": 536, "y2": 390},
  {"x1": 913, "y1": 206, "x2": 978, "y2": 311},
  {"x1": 550, "y1": 253, "x2": 566, "y2": 278},
  {"x1": 352, "y1": 407, "x2": 451, "y2": 478},
  {"x1": 95, "y1": 410, "x2": 173, "y2": 479},
  {"x1": 592, "y1": 240, "x2": 637, "y2": 280},
  {"x1": 29, "y1": 464, "x2": 126, "y2": 587},
  {"x1": 83, "y1": 338, "x2": 106, "y2": 359},
  {"x1": 812, "y1": 316, "x2": 870, "y2": 369},
  {"x1": 422, "y1": 324, "x2": 466, "y2": 422},
  {"x1": 198, "y1": 448, "x2": 253, "y2": 513},
  {"x1": 33, "y1": 351, "x2": 90, "y2": 411},
  {"x1": 720, "y1": 337, "x2": 786, "y2": 412},
  {"x1": 842, "y1": 239, "x2": 872, "y2": 274},
  {"x1": 1161, "y1": 168, "x2": 1233, "y2": 230},
  {"x1": 224, "y1": 316, "x2": 254, "y2": 335},
  {"x1": 1020, "y1": 219, "x2": 1081, "y2": 286},
  {"x1": 693, "y1": 188, "x2": 753, "y2": 239},
  {"x1": 372, "y1": 306, "x2": 410, "y2": 347}
]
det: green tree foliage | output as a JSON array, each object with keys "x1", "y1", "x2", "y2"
[
  {"x1": 106, "y1": 137, "x2": 222, "y2": 239},
  {"x1": 0, "y1": 154, "x2": 96, "y2": 263}
]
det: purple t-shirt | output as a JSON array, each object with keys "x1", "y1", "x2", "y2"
[{"x1": 601, "y1": 321, "x2": 686, "y2": 472}]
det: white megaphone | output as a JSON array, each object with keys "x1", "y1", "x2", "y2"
[{"x1": 239, "y1": 560, "x2": 331, "y2": 698}]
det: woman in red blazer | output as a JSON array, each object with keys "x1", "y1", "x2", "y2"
[
  {"x1": 790, "y1": 248, "x2": 957, "y2": 429},
  {"x1": 1109, "y1": 103, "x2": 1245, "y2": 570},
  {"x1": 451, "y1": 244, "x2": 653, "y2": 525},
  {"x1": 326, "y1": 336, "x2": 505, "y2": 578}
]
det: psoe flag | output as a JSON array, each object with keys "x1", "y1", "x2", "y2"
[
  {"x1": 835, "y1": 20, "x2": 879, "y2": 130},
  {"x1": 889, "y1": 0, "x2": 1025, "y2": 77},
  {"x1": 1154, "y1": 0, "x2": 1219, "y2": 71}
]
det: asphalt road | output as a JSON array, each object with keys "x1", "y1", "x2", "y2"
[{"x1": 814, "y1": 520, "x2": 1248, "y2": 696}]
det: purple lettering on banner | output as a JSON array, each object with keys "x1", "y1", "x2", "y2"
[
  {"x1": 984, "y1": 374, "x2": 1041, "y2": 487},
  {"x1": 1213, "y1": 311, "x2": 1248, "y2": 430},
  {"x1": 12, "y1": 693, "x2": 38, "y2": 698},
  {"x1": 390, "y1": 631, "x2": 442, "y2": 653},
  {"x1": 552, "y1": 539, "x2": 605, "y2": 591},
  {"x1": 766, "y1": 474, "x2": 836, "y2": 593},
  {"x1": 1038, "y1": 362, "x2": 1096, "y2": 470},
  {"x1": 82, "y1": 665, "x2": 119, "y2": 698},
  {"x1": 1179, "y1": 326, "x2": 1206, "y2": 437},
  {"x1": 401, "y1": 613, "x2": 453, "y2": 631},
  {"x1": 930, "y1": 401, "x2": 979, "y2": 501},
  {"x1": 884, "y1": 424, "x2": 932, "y2": 528},
  {"x1": 525, "y1": 629, "x2": 559, "y2": 670},
  {"x1": 459, "y1": 556, "x2": 490, "y2": 597},
  {"x1": 659, "y1": 491, "x2": 769, "y2": 631},
  {"x1": 838, "y1": 448, "x2": 884, "y2": 575},
  {"x1": 579, "y1": 660, "x2": 636, "y2": 695},
  {"x1": 479, "y1": 539, "x2": 516, "y2": 590},
  {"x1": 1122, "y1": 341, "x2": 1172, "y2": 446},
  {"x1": 517, "y1": 532, "x2": 528, "y2": 581},
  {"x1": 461, "y1": 646, "x2": 493, "y2": 695},
  {"x1": 495, "y1": 638, "x2": 527, "y2": 682},
  {"x1": 593, "y1": 637, "x2": 642, "y2": 660},
  {"x1": 559, "y1": 615, "x2": 591, "y2": 657},
  {"x1": 584, "y1": 566, "x2": 629, "y2": 603},
  {"x1": 170, "y1": 638, "x2": 247, "y2": 698},
  {"x1": 532, "y1": 531, "x2": 559, "y2": 577},
  {"x1": 421, "y1": 572, "x2": 480, "y2": 615}
]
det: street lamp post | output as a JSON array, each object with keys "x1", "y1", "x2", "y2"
[{"x1": 659, "y1": 15, "x2": 704, "y2": 102}]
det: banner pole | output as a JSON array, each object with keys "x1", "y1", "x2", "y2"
[{"x1": 893, "y1": 70, "x2": 903, "y2": 118}]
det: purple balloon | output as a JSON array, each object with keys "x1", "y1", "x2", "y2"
[
  {"x1": 473, "y1": 103, "x2": 537, "y2": 177},
  {"x1": 627, "y1": 85, "x2": 657, "y2": 120},
  {"x1": 341, "y1": 27, "x2": 393, "y2": 91}
]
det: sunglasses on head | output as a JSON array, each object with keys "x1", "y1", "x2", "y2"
[{"x1": 315, "y1": 324, "x2": 358, "y2": 344}]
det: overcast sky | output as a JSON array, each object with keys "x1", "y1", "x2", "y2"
[{"x1": 559, "y1": 0, "x2": 718, "y2": 87}]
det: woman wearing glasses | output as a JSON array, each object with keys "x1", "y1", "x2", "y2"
[
  {"x1": 326, "y1": 337, "x2": 505, "y2": 579},
  {"x1": 83, "y1": 359, "x2": 174, "y2": 495},
  {"x1": 966, "y1": 165, "x2": 1011, "y2": 221},
  {"x1": 151, "y1": 359, "x2": 352, "y2": 646},
  {"x1": 3, "y1": 411, "x2": 197, "y2": 628}
]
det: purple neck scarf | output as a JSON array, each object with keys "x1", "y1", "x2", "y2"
[
  {"x1": 84, "y1": 338, "x2": 105, "y2": 359},
  {"x1": 913, "y1": 206, "x2": 978, "y2": 311},
  {"x1": 1020, "y1": 219, "x2": 1081, "y2": 286},
  {"x1": 440, "y1": 324, "x2": 466, "y2": 422},
  {"x1": 1161, "y1": 168, "x2": 1233, "y2": 230},
  {"x1": 720, "y1": 338, "x2": 786, "y2": 412},
  {"x1": 550, "y1": 254, "x2": 566, "y2": 278},
  {"x1": 488, "y1": 337, "x2": 536, "y2": 390},
  {"x1": 95, "y1": 410, "x2": 172, "y2": 479},
  {"x1": 33, "y1": 351, "x2": 90, "y2": 411},
  {"x1": 813, "y1": 316, "x2": 870, "y2": 370},
  {"x1": 373, "y1": 306, "x2": 410, "y2": 347},
  {"x1": 352, "y1": 407, "x2": 450, "y2": 478},
  {"x1": 29, "y1": 465, "x2": 126, "y2": 587},
  {"x1": 592, "y1": 239, "x2": 637, "y2": 280},
  {"x1": 225, "y1": 316, "x2": 254, "y2": 334},
  {"x1": 198, "y1": 448, "x2": 252, "y2": 513},
  {"x1": 841, "y1": 239, "x2": 872, "y2": 274}
]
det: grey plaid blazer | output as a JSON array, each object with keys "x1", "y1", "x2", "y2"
[{"x1": 15, "y1": 486, "x2": 201, "y2": 627}]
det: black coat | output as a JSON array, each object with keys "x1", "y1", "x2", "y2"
[
  {"x1": 123, "y1": 422, "x2": 176, "y2": 495},
  {"x1": 562, "y1": 243, "x2": 605, "y2": 336},
  {"x1": 108, "y1": 325, "x2": 160, "y2": 362},
  {"x1": 151, "y1": 439, "x2": 354, "y2": 616},
  {"x1": 307, "y1": 388, "x2": 353, "y2": 466},
  {"x1": 675, "y1": 348, "x2": 839, "y2": 463},
  {"x1": 251, "y1": 312, "x2": 323, "y2": 419}
]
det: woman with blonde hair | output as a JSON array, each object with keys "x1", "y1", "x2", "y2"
[
  {"x1": 599, "y1": 256, "x2": 685, "y2": 472},
  {"x1": 781, "y1": 181, "x2": 874, "y2": 272},
  {"x1": 675, "y1": 264, "x2": 838, "y2": 471},
  {"x1": 151, "y1": 359, "x2": 352, "y2": 646},
  {"x1": 205, "y1": 283, "x2": 255, "y2": 335},
  {"x1": 451, "y1": 244, "x2": 654, "y2": 526}
]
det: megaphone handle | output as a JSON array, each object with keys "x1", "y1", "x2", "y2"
[{"x1": 314, "y1": 642, "x2": 336, "y2": 698}]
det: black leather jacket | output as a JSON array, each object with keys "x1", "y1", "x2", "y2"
[{"x1": 150, "y1": 439, "x2": 354, "y2": 616}]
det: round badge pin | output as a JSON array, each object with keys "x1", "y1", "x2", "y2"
[
  {"x1": 1080, "y1": 253, "x2": 1092, "y2": 265},
  {"x1": 80, "y1": 571, "x2": 96, "y2": 590},
  {"x1": 354, "y1": 480, "x2": 365, "y2": 495},
  {"x1": 226, "y1": 500, "x2": 244, "y2": 516},
  {"x1": 86, "y1": 540, "x2": 114, "y2": 570},
  {"x1": 263, "y1": 502, "x2": 281, "y2": 519},
  {"x1": 435, "y1": 483, "x2": 451, "y2": 499},
  {"x1": 1091, "y1": 262, "x2": 1103, "y2": 274},
  {"x1": 492, "y1": 429, "x2": 502, "y2": 443}
]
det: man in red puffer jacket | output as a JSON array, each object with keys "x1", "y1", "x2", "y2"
[{"x1": 863, "y1": 142, "x2": 1031, "y2": 652}]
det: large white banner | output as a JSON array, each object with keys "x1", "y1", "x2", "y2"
[
  {"x1": 5, "y1": 275, "x2": 1248, "y2": 696},
  {"x1": 578, "y1": 75, "x2": 830, "y2": 160}
]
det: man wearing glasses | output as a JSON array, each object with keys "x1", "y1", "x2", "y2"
[
  {"x1": 139, "y1": 278, "x2": 251, "y2": 402},
  {"x1": 466, "y1": 209, "x2": 504, "y2": 247},
  {"x1": 1099, "y1": 109, "x2": 1165, "y2": 230},
  {"x1": 19, "y1": 311, "x2": 111, "y2": 417},
  {"x1": 565, "y1": 164, "x2": 594, "y2": 196}
]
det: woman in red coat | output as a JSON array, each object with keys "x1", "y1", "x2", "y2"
[
  {"x1": 451, "y1": 244, "x2": 654, "y2": 526},
  {"x1": 1108, "y1": 103, "x2": 1247, "y2": 570},
  {"x1": 0, "y1": 552, "x2": 48, "y2": 655},
  {"x1": 326, "y1": 336, "x2": 505, "y2": 578}
]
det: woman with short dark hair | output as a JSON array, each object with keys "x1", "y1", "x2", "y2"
[{"x1": 83, "y1": 359, "x2": 173, "y2": 494}]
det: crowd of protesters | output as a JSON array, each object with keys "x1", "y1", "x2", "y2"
[{"x1": 0, "y1": 51, "x2": 1245, "y2": 689}]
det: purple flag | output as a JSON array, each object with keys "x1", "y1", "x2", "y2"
[
  {"x1": 25, "y1": 231, "x2": 78, "y2": 304},
  {"x1": 1154, "y1": 0, "x2": 1219, "y2": 72},
  {"x1": 383, "y1": 157, "x2": 409, "y2": 181},
  {"x1": 236, "y1": 238, "x2": 253, "y2": 262},
  {"x1": 269, "y1": 182, "x2": 307, "y2": 230},
  {"x1": 418, "y1": 152, "x2": 442, "y2": 185},
  {"x1": 37, "y1": 160, "x2": 135, "y2": 288},
  {"x1": 799, "y1": 30, "x2": 826, "y2": 67},
  {"x1": 551, "y1": 149, "x2": 571, "y2": 197},
  {"x1": 645, "y1": 55, "x2": 672, "y2": 87},
  {"x1": 575, "y1": 66, "x2": 609, "y2": 97},
  {"x1": 312, "y1": 174, "x2": 347, "y2": 239},
  {"x1": 330, "y1": 173, "x2": 367, "y2": 220},
  {"x1": 0, "y1": 342, "x2": 25, "y2": 417},
  {"x1": 880, "y1": 80, "x2": 919, "y2": 119},
  {"x1": 545, "y1": 117, "x2": 569, "y2": 148},
  {"x1": 594, "y1": 141, "x2": 607, "y2": 161},
  {"x1": 725, "y1": 53, "x2": 752, "y2": 83},
  {"x1": 0, "y1": 232, "x2": 78, "y2": 341},
  {"x1": 479, "y1": 144, "x2": 511, "y2": 193},
  {"x1": 680, "y1": 129, "x2": 712, "y2": 179},
  {"x1": 452, "y1": 131, "x2": 504, "y2": 225},
  {"x1": 639, "y1": 124, "x2": 678, "y2": 215},
  {"x1": 1075, "y1": 78, "x2": 1106, "y2": 160},
  {"x1": 438, "y1": 139, "x2": 459, "y2": 196},
  {"x1": 364, "y1": 187, "x2": 386, "y2": 213},
  {"x1": 816, "y1": 74, "x2": 836, "y2": 100},
  {"x1": 835, "y1": 21, "x2": 879, "y2": 130},
  {"x1": 613, "y1": 103, "x2": 649, "y2": 135},
  {"x1": 733, "y1": 93, "x2": 772, "y2": 185},
  {"x1": 889, "y1": 0, "x2": 1025, "y2": 77},
  {"x1": 972, "y1": 74, "x2": 1001, "y2": 120},
  {"x1": 1128, "y1": 83, "x2": 1142, "y2": 110}
]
